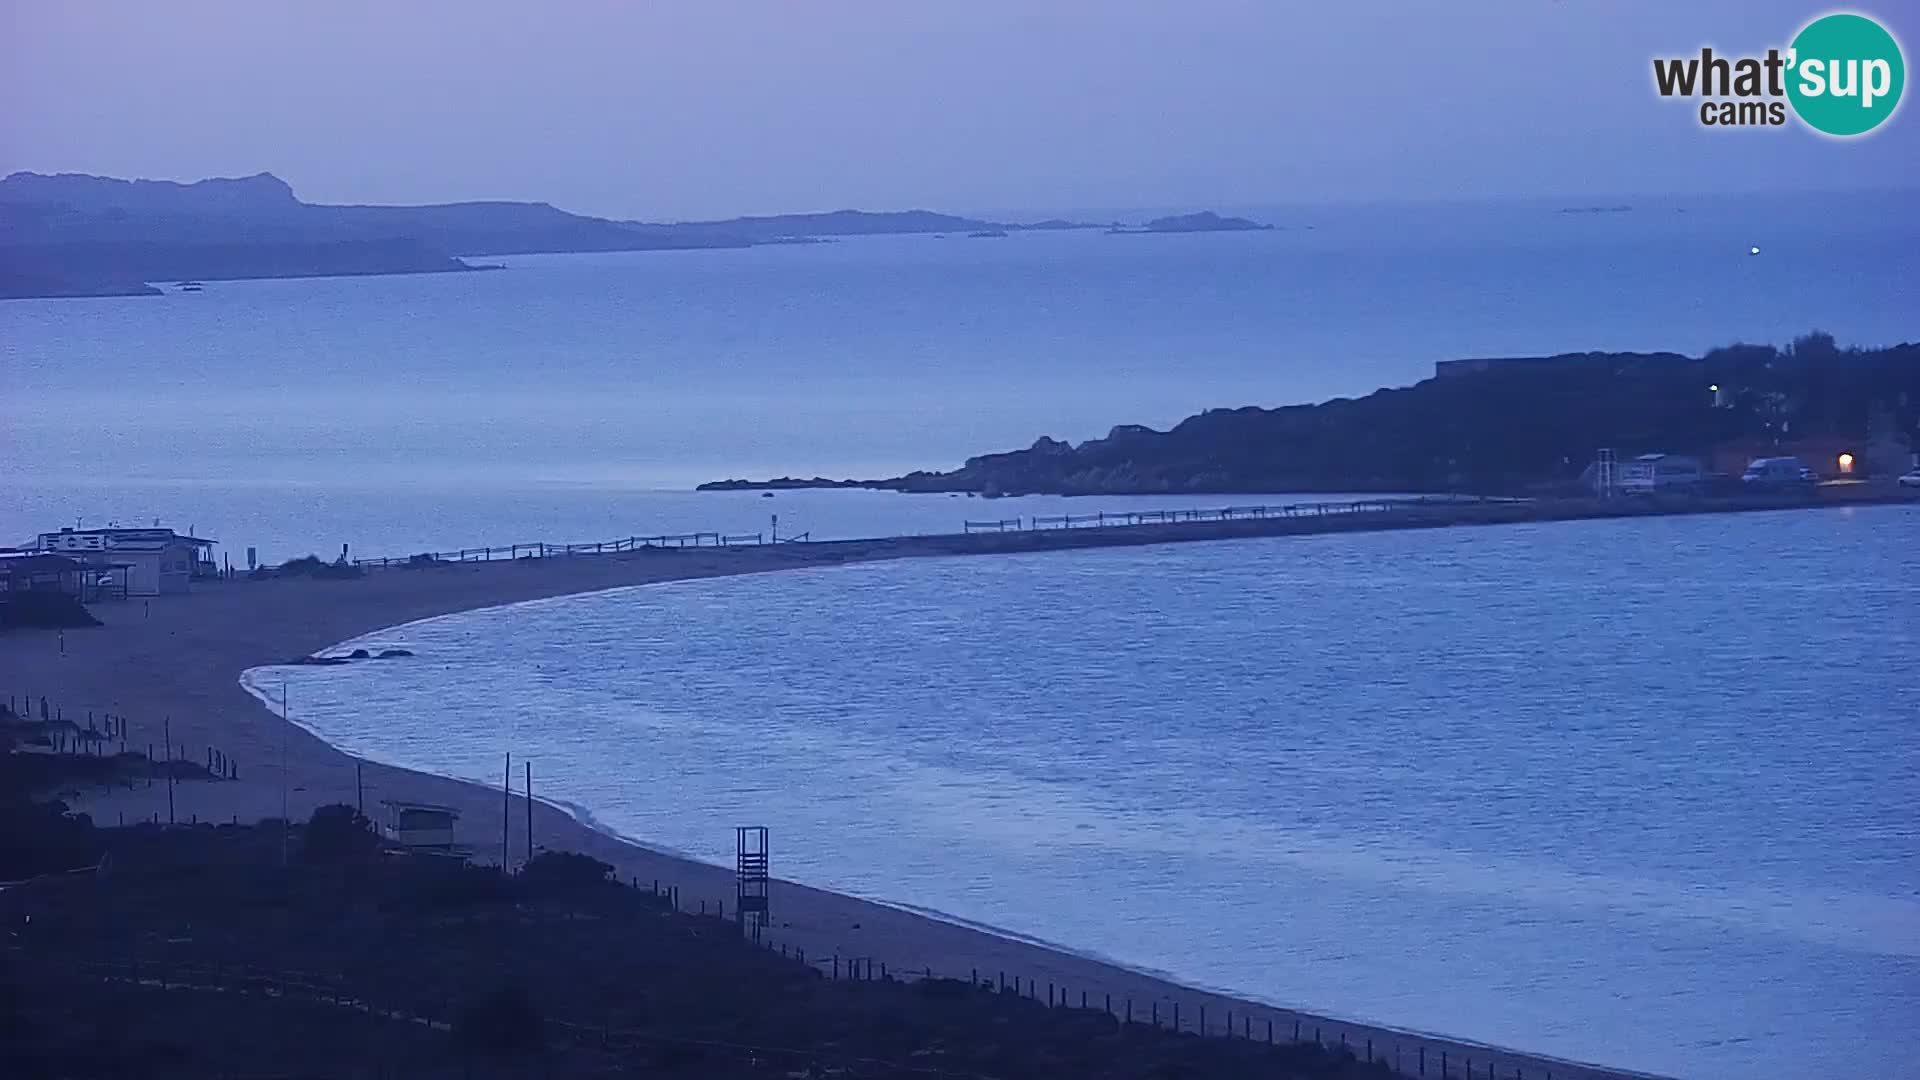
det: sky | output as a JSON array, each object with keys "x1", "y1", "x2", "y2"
[{"x1": 2, "y1": 1, "x2": 1914, "y2": 220}]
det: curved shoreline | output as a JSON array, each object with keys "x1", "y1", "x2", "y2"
[
  {"x1": 240, "y1": 590, "x2": 1672, "y2": 1080},
  {"x1": 18, "y1": 504, "x2": 1907, "y2": 1079}
]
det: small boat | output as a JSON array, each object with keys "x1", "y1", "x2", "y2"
[
  {"x1": 178, "y1": 284, "x2": 203, "y2": 292},
  {"x1": 761, "y1": 492, "x2": 775, "y2": 498}
]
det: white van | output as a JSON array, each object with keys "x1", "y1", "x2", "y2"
[{"x1": 1741, "y1": 456, "x2": 1815, "y2": 487}]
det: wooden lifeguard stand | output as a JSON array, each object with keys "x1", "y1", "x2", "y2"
[{"x1": 735, "y1": 825, "x2": 769, "y2": 937}]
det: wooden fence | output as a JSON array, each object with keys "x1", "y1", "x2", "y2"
[
  {"x1": 340, "y1": 494, "x2": 1519, "y2": 566},
  {"x1": 635, "y1": 878, "x2": 1636, "y2": 1080},
  {"x1": 3, "y1": 691, "x2": 240, "y2": 808},
  {"x1": 52, "y1": 885, "x2": 1625, "y2": 1080}
]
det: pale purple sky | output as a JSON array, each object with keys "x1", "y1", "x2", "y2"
[{"x1": 2, "y1": 1, "x2": 1912, "y2": 220}]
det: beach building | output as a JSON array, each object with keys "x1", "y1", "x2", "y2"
[
  {"x1": 34, "y1": 527, "x2": 216, "y2": 597},
  {"x1": 379, "y1": 800, "x2": 461, "y2": 852},
  {"x1": 0, "y1": 551, "x2": 86, "y2": 607},
  {"x1": 0, "y1": 549, "x2": 132, "y2": 603},
  {"x1": 1616, "y1": 453, "x2": 1705, "y2": 494}
]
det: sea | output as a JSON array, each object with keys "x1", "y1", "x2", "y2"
[
  {"x1": 244, "y1": 511, "x2": 1918, "y2": 1080},
  {"x1": 4, "y1": 190, "x2": 1917, "y2": 557},
  {"x1": 9, "y1": 191, "x2": 1920, "y2": 1078}
]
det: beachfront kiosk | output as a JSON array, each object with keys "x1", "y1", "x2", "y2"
[{"x1": 380, "y1": 800, "x2": 461, "y2": 853}]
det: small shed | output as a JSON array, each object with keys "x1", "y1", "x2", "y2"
[
  {"x1": 1618, "y1": 453, "x2": 1705, "y2": 493},
  {"x1": 379, "y1": 800, "x2": 460, "y2": 851}
]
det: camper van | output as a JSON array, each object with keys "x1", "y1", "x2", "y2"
[{"x1": 1741, "y1": 456, "x2": 1816, "y2": 488}]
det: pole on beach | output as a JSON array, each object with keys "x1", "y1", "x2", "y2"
[
  {"x1": 502, "y1": 752, "x2": 512, "y2": 873},
  {"x1": 163, "y1": 715, "x2": 174, "y2": 824},
  {"x1": 525, "y1": 760, "x2": 533, "y2": 865},
  {"x1": 281, "y1": 682, "x2": 290, "y2": 866}
]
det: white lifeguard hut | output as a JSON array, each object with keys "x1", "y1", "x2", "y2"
[{"x1": 379, "y1": 800, "x2": 461, "y2": 852}]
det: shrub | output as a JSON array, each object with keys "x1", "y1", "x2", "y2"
[
  {"x1": 0, "y1": 592, "x2": 102, "y2": 629},
  {"x1": 300, "y1": 804, "x2": 380, "y2": 862},
  {"x1": 517, "y1": 850, "x2": 614, "y2": 895},
  {"x1": 452, "y1": 983, "x2": 544, "y2": 1057}
]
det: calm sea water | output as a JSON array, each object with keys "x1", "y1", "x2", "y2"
[
  {"x1": 248, "y1": 508, "x2": 1919, "y2": 1080},
  {"x1": 12, "y1": 193, "x2": 1920, "y2": 1075},
  {"x1": 6, "y1": 191, "x2": 1919, "y2": 559}
]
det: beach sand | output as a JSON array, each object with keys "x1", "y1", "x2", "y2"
[{"x1": 2, "y1": 510, "x2": 1810, "y2": 1079}]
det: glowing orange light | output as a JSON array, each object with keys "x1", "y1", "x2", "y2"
[{"x1": 1837, "y1": 453, "x2": 1855, "y2": 474}]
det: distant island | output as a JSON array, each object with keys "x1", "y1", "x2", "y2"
[
  {"x1": 699, "y1": 334, "x2": 1920, "y2": 496},
  {"x1": 0, "y1": 171, "x2": 1123, "y2": 299},
  {"x1": 1108, "y1": 211, "x2": 1273, "y2": 234},
  {"x1": 699, "y1": 476, "x2": 883, "y2": 492}
]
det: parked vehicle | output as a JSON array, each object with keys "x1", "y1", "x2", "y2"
[
  {"x1": 1899, "y1": 469, "x2": 1920, "y2": 489},
  {"x1": 1742, "y1": 456, "x2": 1816, "y2": 488}
]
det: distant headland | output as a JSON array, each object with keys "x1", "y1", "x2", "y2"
[
  {"x1": 700, "y1": 334, "x2": 1920, "y2": 497},
  {"x1": 0, "y1": 171, "x2": 1274, "y2": 299}
]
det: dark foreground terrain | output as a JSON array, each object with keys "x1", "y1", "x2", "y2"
[{"x1": 1, "y1": 801, "x2": 1392, "y2": 1080}]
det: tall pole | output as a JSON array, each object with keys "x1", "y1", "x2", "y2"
[
  {"x1": 281, "y1": 681, "x2": 290, "y2": 866},
  {"x1": 163, "y1": 715, "x2": 175, "y2": 824},
  {"x1": 502, "y1": 751, "x2": 512, "y2": 873},
  {"x1": 525, "y1": 760, "x2": 533, "y2": 866},
  {"x1": 356, "y1": 760, "x2": 364, "y2": 817}
]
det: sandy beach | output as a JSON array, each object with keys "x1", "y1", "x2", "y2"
[{"x1": 21, "y1": 500, "x2": 1897, "y2": 1079}]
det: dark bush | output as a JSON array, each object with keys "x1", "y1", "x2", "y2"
[
  {"x1": 452, "y1": 982, "x2": 544, "y2": 1057},
  {"x1": 517, "y1": 851, "x2": 614, "y2": 895},
  {"x1": 0, "y1": 592, "x2": 101, "y2": 629},
  {"x1": 300, "y1": 804, "x2": 380, "y2": 862},
  {"x1": 0, "y1": 797, "x2": 102, "y2": 877},
  {"x1": 258, "y1": 555, "x2": 363, "y2": 580}
]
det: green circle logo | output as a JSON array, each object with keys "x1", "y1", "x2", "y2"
[{"x1": 1786, "y1": 13, "x2": 1905, "y2": 136}]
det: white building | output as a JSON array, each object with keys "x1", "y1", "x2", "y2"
[
  {"x1": 36, "y1": 527, "x2": 217, "y2": 596},
  {"x1": 380, "y1": 800, "x2": 461, "y2": 851},
  {"x1": 1617, "y1": 453, "x2": 1705, "y2": 494}
]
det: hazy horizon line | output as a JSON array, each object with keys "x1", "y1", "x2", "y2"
[{"x1": 7, "y1": 165, "x2": 1919, "y2": 226}]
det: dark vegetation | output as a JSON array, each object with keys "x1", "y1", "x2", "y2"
[
  {"x1": 0, "y1": 171, "x2": 1108, "y2": 298},
  {"x1": 249, "y1": 553, "x2": 364, "y2": 580},
  {"x1": 708, "y1": 335, "x2": 1920, "y2": 496},
  {"x1": 2, "y1": 800, "x2": 1391, "y2": 1079},
  {"x1": 0, "y1": 590, "x2": 101, "y2": 629}
]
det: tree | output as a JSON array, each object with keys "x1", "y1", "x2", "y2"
[
  {"x1": 517, "y1": 850, "x2": 614, "y2": 895},
  {"x1": 300, "y1": 804, "x2": 380, "y2": 862}
]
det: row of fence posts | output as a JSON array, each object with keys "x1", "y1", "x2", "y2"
[
  {"x1": 35, "y1": 772, "x2": 1557, "y2": 1080},
  {"x1": 338, "y1": 496, "x2": 1502, "y2": 564},
  {"x1": 75, "y1": 873, "x2": 1555, "y2": 1080},
  {"x1": 969, "y1": 499, "x2": 1424, "y2": 533},
  {"x1": 611, "y1": 868, "x2": 1563, "y2": 1080},
  {"x1": 5, "y1": 692, "x2": 238, "y2": 825},
  {"x1": 352, "y1": 531, "x2": 778, "y2": 568}
]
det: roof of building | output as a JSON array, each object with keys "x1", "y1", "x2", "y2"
[
  {"x1": 380, "y1": 799, "x2": 462, "y2": 816},
  {"x1": 0, "y1": 553, "x2": 87, "y2": 576},
  {"x1": 38, "y1": 527, "x2": 217, "y2": 547}
]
